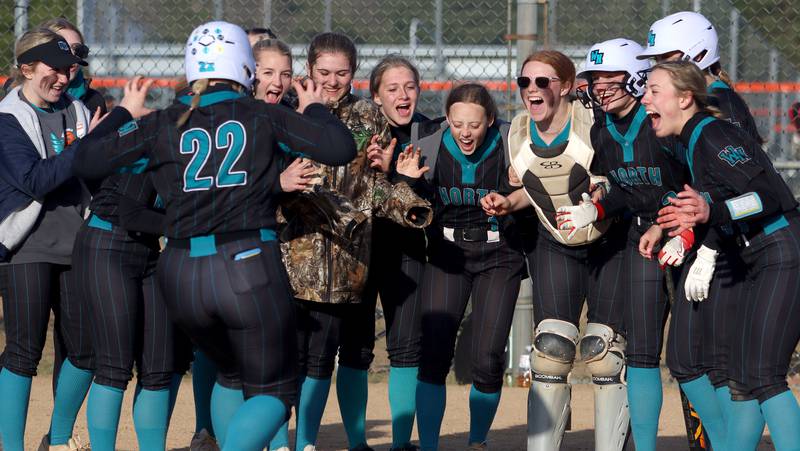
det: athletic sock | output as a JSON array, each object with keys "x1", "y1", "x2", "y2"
[
  {"x1": 760, "y1": 391, "x2": 800, "y2": 451},
  {"x1": 221, "y1": 395, "x2": 287, "y2": 451},
  {"x1": 715, "y1": 385, "x2": 734, "y2": 424},
  {"x1": 725, "y1": 399, "x2": 764, "y2": 450},
  {"x1": 167, "y1": 373, "x2": 183, "y2": 425},
  {"x1": 133, "y1": 386, "x2": 170, "y2": 451},
  {"x1": 268, "y1": 419, "x2": 290, "y2": 450},
  {"x1": 416, "y1": 381, "x2": 446, "y2": 451},
  {"x1": 50, "y1": 359, "x2": 93, "y2": 445},
  {"x1": 210, "y1": 383, "x2": 244, "y2": 447},
  {"x1": 388, "y1": 366, "x2": 418, "y2": 449},
  {"x1": 679, "y1": 375, "x2": 727, "y2": 449},
  {"x1": 192, "y1": 350, "x2": 218, "y2": 436},
  {"x1": 0, "y1": 369, "x2": 33, "y2": 451},
  {"x1": 296, "y1": 376, "x2": 332, "y2": 451},
  {"x1": 468, "y1": 385, "x2": 501, "y2": 445},
  {"x1": 336, "y1": 365, "x2": 369, "y2": 448},
  {"x1": 627, "y1": 367, "x2": 662, "y2": 451},
  {"x1": 87, "y1": 383, "x2": 124, "y2": 451}
]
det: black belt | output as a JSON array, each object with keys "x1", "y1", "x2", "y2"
[
  {"x1": 167, "y1": 229, "x2": 277, "y2": 257},
  {"x1": 737, "y1": 210, "x2": 797, "y2": 246},
  {"x1": 442, "y1": 226, "x2": 500, "y2": 243}
]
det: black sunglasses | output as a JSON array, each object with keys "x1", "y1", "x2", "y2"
[
  {"x1": 71, "y1": 43, "x2": 90, "y2": 59},
  {"x1": 517, "y1": 76, "x2": 560, "y2": 90}
]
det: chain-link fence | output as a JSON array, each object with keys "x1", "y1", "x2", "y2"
[{"x1": 4, "y1": 0, "x2": 800, "y2": 382}]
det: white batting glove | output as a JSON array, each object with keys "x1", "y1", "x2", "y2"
[
  {"x1": 684, "y1": 245, "x2": 718, "y2": 302},
  {"x1": 556, "y1": 193, "x2": 601, "y2": 239},
  {"x1": 657, "y1": 228, "x2": 695, "y2": 268}
]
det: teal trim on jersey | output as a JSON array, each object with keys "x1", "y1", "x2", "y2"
[
  {"x1": 117, "y1": 157, "x2": 149, "y2": 175},
  {"x1": 443, "y1": 126, "x2": 501, "y2": 184},
  {"x1": 154, "y1": 195, "x2": 164, "y2": 209},
  {"x1": 178, "y1": 90, "x2": 245, "y2": 108},
  {"x1": 259, "y1": 228, "x2": 277, "y2": 242},
  {"x1": 686, "y1": 117, "x2": 717, "y2": 182},
  {"x1": 763, "y1": 214, "x2": 789, "y2": 235},
  {"x1": 88, "y1": 214, "x2": 113, "y2": 232},
  {"x1": 605, "y1": 103, "x2": 648, "y2": 163},
  {"x1": 277, "y1": 141, "x2": 306, "y2": 159},
  {"x1": 67, "y1": 70, "x2": 88, "y2": 101},
  {"x1": 708, "y1": 80, "x2": 731, "y2": 92},
  {"x1": 530, "y1": 118, "x2": 571, "y2": 148},
  {"x1": 189, "y1": 235, "x2": 217, "y2": 257}
]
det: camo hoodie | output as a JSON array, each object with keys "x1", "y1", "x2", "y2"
[{"x1": 278, "y1": 93, "x2": 432, "y2": 304}]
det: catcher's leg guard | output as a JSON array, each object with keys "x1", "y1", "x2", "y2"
[{"x1": 527, "y1": 319, "x2": 579, "y2": 451}]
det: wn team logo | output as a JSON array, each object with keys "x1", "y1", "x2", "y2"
[
  {"x1": 590, "y1": 49, "x2": 604, "y2": 65},
  {"x1": 718, "y1": 145, "x2": 750, "y2": 166},
  {"x1": 648, "y1": 31, "x2": 656, "y2": 47}
]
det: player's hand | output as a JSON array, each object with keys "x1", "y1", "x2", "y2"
[
  {"x1": 658, "y1": 228, "x2": 695, "y2": 268},
  {"x1": 481, "y1": 192, "x2": 512, "y2": 216},
  {"x1": 88, "y1": 106, "x2": 109, "y2": 133},
  {"x1": 294, "y1": 76, "x2": 324, "y2": 113},
  {"x1": 508, "y1": 165, "x2": 522, "y2": 187},
  {"x1": 590, "y1": 182, "x2": 607, "y2": 202},
  {"x1": 395, "y1": 145, "x2": 429, "y2": 179},
  {"x1": 120, "y1": 76, "x2": 154, "y2": 119},
  {"x1": 280, "y1": 158, "x2": 319, "y2": 193},
  {"x1": 367, "y1": 135, "x2": 395, "y2": 173},
  {"x1": 638, "y1": 224, "x2": 663, "y2": 260},
  {"x1": 657, "y1": 185, "x2": 710, "y2": 236},
  {"x1": 684, "y1": 245, "x2": 718, "y2": 302},
  {"x1": 555, "y1": 193, "x2": 599, "y2": 239}
]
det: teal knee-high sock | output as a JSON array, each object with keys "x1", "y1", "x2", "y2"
[
  {"x1": 192, "y1": 350, "x2": 217, "y2": 436},
  {"x1": 167, "y1": 373, "x2": 183, "y2": 425},
  {"x1": 336, "y1": 365, "x2": 368, "y2": 448},
  {"x1": 50, "y1": 359, "x2": 93, "y2": 445},
  {"x1": 133, "y1": 386, "x2": 170, "y2": 451},
  {"x1": 726, "y1": 399, "x2": 764, "y2": 450},
  {"x1": 388, "y1": 366, "x2": 418, "y2": 449},
  {"x1": 416, "y1": 381, "x2": 446, "y2": 451},
  {"x1": 679, "y1": 376, "x2": 727, "y2": 450},
  {"x1": 0, "y1": 369, "x2": 33, "y2": 451},
  {"x1": 296, "y1": 376, "x2": 332, "y2": 451},
  {"x1": 627, "y1": 367, "x2": 662, "y2": 451},
  {"x1": 221, "y1": 395, "x2": 288, "y2": 451},
  {"x1": 268, "y1": 419, "x2": 290, "y2": 450},
  {"x1": 210, "y1": 383, "x2": 244, "y2": 447},
  {"x1": 468, "y1": 385, "x2": 501, "y2": 445},
  {"x1": 761, "y1": 391, "x2": 800, "y2": 451},
  {"x1": 87, "y1": 383, "x2": 124, "y2": 451},
  {"x1": 715, "y1": 385, "x2": 734, "y2": 424}
]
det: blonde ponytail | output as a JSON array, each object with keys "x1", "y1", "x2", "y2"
[{"x1": 176, "y1": 78, "x2": 209, "y2": 128}]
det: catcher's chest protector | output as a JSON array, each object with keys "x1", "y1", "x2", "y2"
[{"x1": 508, "y1": 107, "x2": 609, "y2": 246}]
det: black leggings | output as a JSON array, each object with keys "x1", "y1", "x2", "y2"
[
  {"x1": 667, "y1": 242, "x2": 746, "y2": 386},
  {"x1": 418, "y1": 234, "x2": 524, "y2": 393},
  {"x1": 158, "y1": 237, "x2": 297, "y2": 407},
  {"x1": 730, "y1": 218, "x2": 800, "y2": 402},
  {"x1": 0, "y1": 262, "x2": 93, "y2": 376},
  {"x1": 529, "y1": 223, "x2": 627, "y2": 336},
  {"x1": 338, "y1": 221, "x2": 425, "y2": 370},
  {"x1": 73, "y1": 221, "x2": 183, "y2": 390}
]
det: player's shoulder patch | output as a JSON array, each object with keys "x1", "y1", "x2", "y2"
[
  {"x1": 118, "y1": 120, "x2": 139, "y2": 137},
  {"x1": 717, "y1": 145, "x2": 750, "y2": 167}
]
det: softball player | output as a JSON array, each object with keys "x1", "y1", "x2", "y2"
[
  {"x1": 72, "y1": 21, "x2": 357, "y2": 451},
  {"x1": 333, "y1": 55, "x2": 428, "y2": 451},
  {"x1": 270, "y1": 33, "x2": 431, "y2": 451},
  {"x1": 556, "y1": 39, "x2": 693, "y2": 451},
  {"x1": 398, "y1": 83, "x2": 524, "y2": 451},
  {"x1": 649, "y1": 60, "x2": 800, "y2": 451},
  {"x1": 0, "y1": 29, "x2": 97, "y2": 451},
  {"x1": 639, "y1": 12, "x2": 769, "y2": 446},
  {"x1": 481, "y1": 50, "x2": 628, "y2": 451}
]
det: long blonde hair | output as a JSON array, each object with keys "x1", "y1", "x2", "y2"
[
  {"x1": 11, "y1": 28, "x2": 62, "y2": 88},
  {"x1": 651, "y1": 61, "x2": 724, "y2": 119},
  {"x1": 176, "y1": 79, "x2": 246, "y2": 128}
]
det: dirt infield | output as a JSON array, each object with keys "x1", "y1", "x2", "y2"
[{"x1": 20, "y1": 375, "x2": 785, "y2": 450}]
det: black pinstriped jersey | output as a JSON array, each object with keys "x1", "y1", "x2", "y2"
[
  {"x1": 73, "y1": 84, "x2": 356, "y2": 239},
  {"x1": 708, "y1": 81, "x2": 763, "y2": 144},
  {"x1": 591, "y1": 102, "x2": 689, "y2": 219},
  {"x1": 431, "y1": 125, "x2": 512, "y2": 229},
  {"x1": 679, "y1": 113, "x2": 797, "y2": 229}
]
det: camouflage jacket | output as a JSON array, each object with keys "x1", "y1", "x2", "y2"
[{"x1": 278, "y1": 93, "x2": 432, "y2": 304}]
